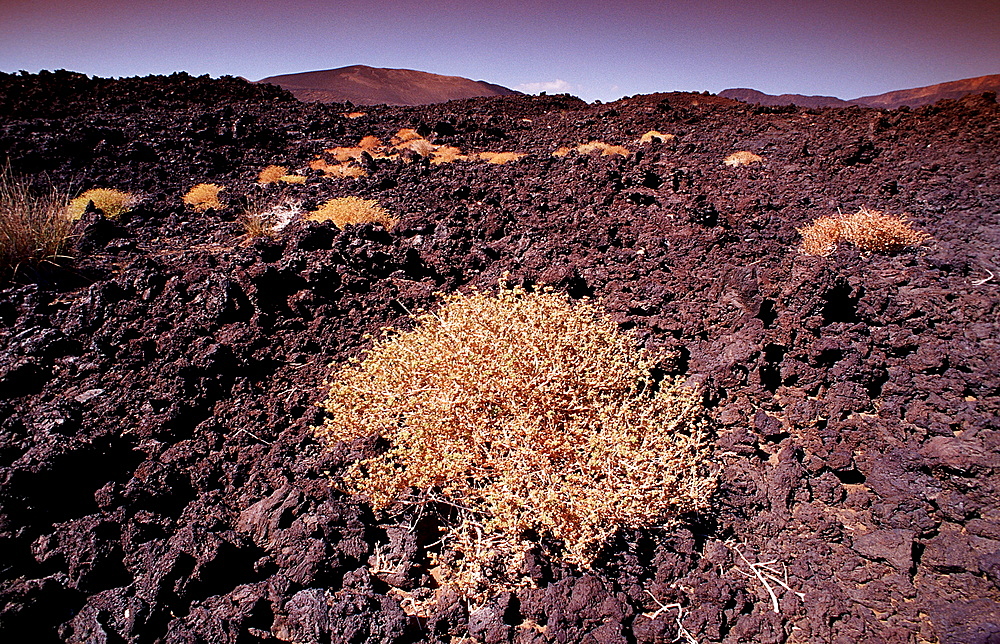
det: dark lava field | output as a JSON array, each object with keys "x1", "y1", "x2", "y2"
[{"x1": 1, "y1": 70, "x2": 999, "y2": 643}]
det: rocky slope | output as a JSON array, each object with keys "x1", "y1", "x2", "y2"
[
  {"x1": 1, "y1": 69, "x2": 999, "y2": 643},
  {"x1": 258, "y1": 65, "x2": 519, "y2": 106}
]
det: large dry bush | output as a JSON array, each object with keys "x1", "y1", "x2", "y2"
[
  {"x1": 315, "y1": 285, "x2": 715, "y2": 593},
  {"x1": 0, "y1": 166, "x2": 73, "y2": 278}
]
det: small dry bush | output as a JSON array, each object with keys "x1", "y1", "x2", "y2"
[
  {"x1": 358, "y1": 135, "x2": 384, "y2": 151},
  {"x1": 315, "y1": 285, "x2": 714, "y2": 596},
  {"x1": 1, "y1": 166, "x2": 73, "y2": 278},
  {"x1": 724, "y1": 151, "x2": 763, "y2": 167},
  {"x1": 309, "y1": 159, "x2": 368, "y2": 179},
  {"x1": 639, "y1": 130, "x2": 675, "y2": 144},
  {"x1": 66, "y1": 188, "x2": 138, "y2": 220},
  {"x1": 344, "y1": 111, "x2": 367, "y2": 119},
  {"x1": 305, "y1": 197, "x2": 395, "y2": 229},
  {"x1": 573, "y1": 141, "x2": 631, "y2": 157},
  {"x1": 551, "y1": 146, "x2": 572, "y2": 158},
  {"x1": 391, "y1": 128, "x2": 422, "y2": 145},
  {"x1": 183, "y1": 183, "x2": 225, "y2": 212},
  {"x1": 430, "y1": 146, "x2": 466, "y2": 165},
  {"x1": 240, "y1": 199, "x2": 302, "y2": 239},
  {"x1": 798, "y1": 207, "x2": 931, "y2": 256},
  {"x1": 478, "y1": 151, "x2": 524, "y2": 165},
  {"x1": 394, "y1": 138, "x2": 436, "y2": 157},
  {"x1": 258, "y1": 165, "x2": 306, "y2": 185}
]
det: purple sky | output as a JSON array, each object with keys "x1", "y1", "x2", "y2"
[{"x1": 2, "y1": 0, "x2": 997, "y2": 102}]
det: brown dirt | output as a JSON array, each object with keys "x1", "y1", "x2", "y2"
[{"x1": 1, "y1": 70, "x2": 999, "y2": 643}]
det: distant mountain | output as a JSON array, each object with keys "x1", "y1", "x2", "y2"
[
  {"x1": 721, "y1": 74, "x2": 1000, "y2": 110},
  {"x1": 257, "y1": 65, "x2": 519, "y2": 106},
  {"x1": 852, "y1": 74, "x2": 1000, "y2": 109},
  {"x1": 718, "y1": 88, "x2": 854, "y2": 109}
]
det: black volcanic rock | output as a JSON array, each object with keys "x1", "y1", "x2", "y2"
[
  {"x1": 258, "y1": 64, "x2": 520, "y2": 106},
  {"x1": 1, "y1": 71, "x2": 999, "y2": 644}
]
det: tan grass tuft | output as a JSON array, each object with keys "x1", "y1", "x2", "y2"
[
  {"x1": 394, "y1": 138, "x2": 436, "y2": 157},
  {"x1": 797, "y1": 216, "x2": 842, "y2": 257},
  {"x1": 639, "y1": 130, "x2": 675, "y2": 144},
  {"x1": 574, "y1": 141, "x2": 630, "y2": 157},
  {"x1": 257, "y1": 165, "x2": 289, "y2": 184},
  {"x1": 1, "y1": 166, "x2": 73, "y2": 278},
  {"x1": 478, "y1": 151, "x2": 525, "y2": 165},
  {"x1": 724, "y1": 151, "x2": 763, "y2": 167},
  {"x1": 344, "y1": 112, "x2": 367, "y2": 119},
  {"x1": 391, "y1": 128, "x2": 422, "y2": 145},
  {"x1": 66, "y1": 188, "x2": 138, "y2": 220},
  {"x1": 183, "y1": 183, "x2": 225, "y2": 212},
  {"x1": 358, "y1": 135, "x2": 384, "y2": 151},
  {"x1": 315, "y1": 285, "x2": 715, "y2": 595},
  {"x1": 305, "y1": 197, "x2": 395, "y2": 229},
  {"x1": 551, "y1": 146, "x2": 572, "y2": 158}
]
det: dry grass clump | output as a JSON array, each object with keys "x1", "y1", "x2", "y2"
[
  {"x1": 183, "y1": 183, "x2": 225, "y2": 212},
  {"x1": 257, "y1": 165, "x2": 306, "y2": 184},
  {"x1": 309, "y1": 159, "x2": 368, "y2": 179},
  {"x1": 305, "y1": 197, "x2": 395, "y2": 229},
  {"x1": 578, "y1": 141, "x2": 631, "y2": 156},
  {"x1": 240, "y1": 199, "x2": 302, "y2": 239},
  {"x1": 723, "y1": 151, "x2": 763, "y2": 167},
  {"x1": 551, "y1": 146, "x2": 572, "y2": 158},
  {"x1": 478, "y1": 151, "x2": 525, "y2": 165},
  {"x1": 66, "y1": 188, "x2": 138, "y2": 220},
  {"x1": 391, "y1": 128, "x2": 422, "y2": 145},
  {"x1": 0, "y1": 166, "x2": 73, "y2": 278},
  {"x1": 315, "y1": 285, "x2": 714, "y2": 595},
  {"x1": 430, "y1": 146, "x2": 467, "y2": 165},
  {"x1": 639, "y1": 130, "x2": 675, "y2": 144},
  {"x1": 344, "y1": 111, "x2": 367, "y2": 119},
  {"x1": 358, "y1": 135, "x2": 383, "y2": 150},
  {"x1": 798, "y1": 207, "x2": 931, "y2": 256},
  {"x1": 394, "y1": 138, "x2": 436, "y2": 157}
]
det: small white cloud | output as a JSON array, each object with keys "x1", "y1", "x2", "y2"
[{"x1": 515, "y1": 79, "x2": 573, "y2": 94}]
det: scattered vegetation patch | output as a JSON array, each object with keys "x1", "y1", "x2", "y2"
[
  {"x1": 309, "y1": 159, "x2": 369, "y2": 178},
  {"x1": 1, "y1": 165, "x2": 73, "y2": 278},
  {"x1": 390, "y1": 128, "x2": 422, "y2": 145},
  {"x1": 798, "y1": 207, "x2": 931, "y2": 256},
  {"x1": 305, "y1": 197, "x2": 395, "y2": 229},
  {"x1": 343, "y1": 111, "x2": 367, "y2": 119},
  {"x1": 66, "y1": 188, "x2": 138, "y2": 220},
  {"x1": 315, "y1": 285, "x2": 715, "y2": 597},
  {"x1": 183, "y1": 183, "x2": 225, "y2": 212},
  {"x1": 430, "y1": 146, "x2": 466, "y2": 165},
  {"x1": 724, "y1": 151, "x2": 764, "y2": 167},
  {"x1": 240, "y1": 199, "x2": 302, "y2": 239}
]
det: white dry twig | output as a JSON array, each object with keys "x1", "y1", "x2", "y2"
[
  {"x1": 643, "y1": 590, "x2": 698, "y2": 644},
  {"x1": 728, "y1": 542, "x2": 805, "y2": 613}
]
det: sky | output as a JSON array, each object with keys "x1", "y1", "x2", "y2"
[{"x1": 1, "y1": 0, "x2": 997, "y2": 103}]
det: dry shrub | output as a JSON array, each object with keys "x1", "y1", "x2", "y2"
[
  {"x1": 183, "y1": 183, "x2": 225, "y2": 212},
  {"x1": 391, "y1": 128, "x2": 422, "y2": 145},
  {"x1": 639, "y1": 130, "x2": 675, "y2": 144},
  {"x1": 240, "y1": 199, "x2": 302, "y2": 239},
  {"x1": 394, "y1": 138, "x2": 436, "y2": 157},
  {"x1": 478, "y1": 151, "x2": 524, "y2": 165},
  {"x1": 309, "y1": 158, "x2": 368, "y2": 178},
  {"x1": 724, "y1": 151, "x2": 763, "y2": 167},
  {"x1": 305, "y1": 197, "x2": 395, "y2": 229},
  {"x1": 430, "y1": 146, "x2": 466, "y2": 165},
  {"x1": 257, "y1": 165, "x2": 288, "y2": 184},
  {"x1": 66, "y1": 188, "x2": 138, "y2": 220},
  {"x1": 358, "y1": 135, "x2": 384, "y2": 151},
  {"x1": 0, "y1": 166, "x2": 73, "y2": 278},
  {"x1": 325, "y1": 146, "x2": 365, "y2": 163},
  {"x1": 315, "y1": 285, "x2": 714, "y2": 595},
  {"x1": 344, "y1": 112, "x2": 367, "y2": 119},
  {"x1": 551, "y1": 146, "x2": 572, "y2": 158},
  {"x1": 798, "y1": 216, "x2": 842, "y2": 256},
  {"x1": 798, "y1": 207, "x2": 931, "y2": 255},
  {"x1": 574, "y1": 141, "x2": 630, "y2": 157}
]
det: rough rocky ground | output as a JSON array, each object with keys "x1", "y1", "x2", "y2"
[{"x1": 1, "y1": 70, "x2": 999, "y2": 643}]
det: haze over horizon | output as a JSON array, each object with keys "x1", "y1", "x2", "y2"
[{"x1": 2, "y1": 0, "x2": 997, "y2": 103}]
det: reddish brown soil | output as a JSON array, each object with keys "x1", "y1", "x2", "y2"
[{"x1": 1, "y1": 71, "x2": 999, "y2": 643}]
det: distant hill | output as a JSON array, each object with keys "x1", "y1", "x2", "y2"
[
  {"x1": 257, "y1": 65, "x2": 520, "y2": 106},
  {"x1": 718, "y1": 88, "x2": 854, "y2": 109},
  {"x1": 721, "y1": 74, "x2": 1000, "y2": 109}
]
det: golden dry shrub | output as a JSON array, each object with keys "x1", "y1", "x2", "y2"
[
  {"x1": 394, "y1": 138, "x2": 436, "y2": 157},
  {"x1": 575, "y1": 141, "x2": 630, "y2": 157},
  {"x1": 391, "y1": 128, "x2": 422, "y2": 145},
  {"x1": 724, "y1": 151, "x2": 763, "y2": 167},
  {"x1": 325, "y1": 146, "x2": 365, "y2": 163},
  {"x1": 183, "y1": 183, "x2": 225, "y2": 212},
  {"x1": 839, "y1": 207, "x2": 931, "y2": 253},
  {"x1": 797, "y1": 216, "x2": 842, "y2": 256},
  {"x1": 305, "y1": 197, "x2": 395, "y2": 229},
  {"x1": 344, "y1": 111, "x2": 367, "y2": 119},
  {"x1": 478, "y1": 151, "x2": 525, "y2": 165},
  {"x1": 358, "y1": 135, "x2": 384, "y2": 151},
  {"x1": 66, "y1": 188, "x2": 138, "y2": 220},
  {"x1": 257, "y1": 165, "x2": 289, "y2": 184},
  {"x1": 314, "y1": 286, "x2": 715, "y2": 586},
  {"x1": 639, "y1": 130, "x2": 675, "y2": 144},
  {"x1": 551, "y1": 146, "x2": 572, "y2": 158},
  {"x1": 430, "y1": 145, "x2": 466, "y2": 165}
]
